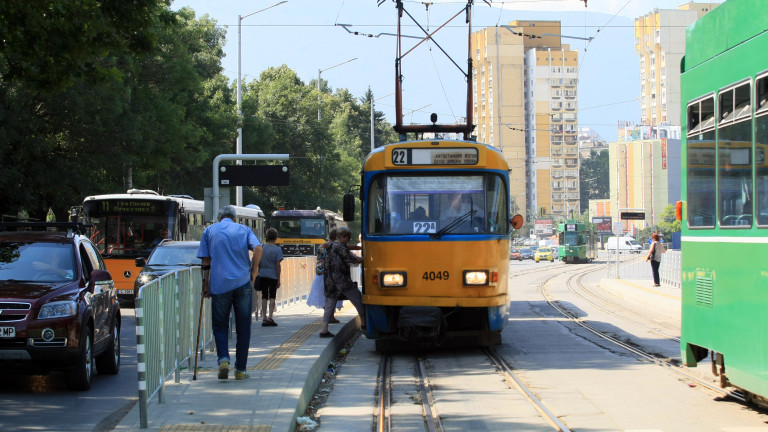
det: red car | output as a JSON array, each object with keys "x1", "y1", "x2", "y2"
[
  {"x1": 0, "y1": 222, "x2": 121, "y2": 390},
  {"x1": 510, "y1": 247, "x2": 522, "y2": 261}
]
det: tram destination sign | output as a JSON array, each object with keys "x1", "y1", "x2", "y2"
[{"x1": 391, "y1": 148, "x2": 478, "y2": 166}]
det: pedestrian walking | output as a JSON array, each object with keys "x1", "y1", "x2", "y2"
[
  {"x1": 307, "y1": 228, "x2": 343, "y2": 322},
  {"x1": 197, "y1": 205, "x2": 262, "y2": 380},
  {"x1": 645, "y1": 233, "x2": 664, "y2": 287},
  {"x1": 258, "y1": 228, "x2": 283, "y2": 326},
  {"x1": 319, "y1": 226, "x2": 364, "y2": 338}
]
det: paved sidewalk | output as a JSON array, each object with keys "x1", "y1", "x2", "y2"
[
  {"x1": 600, "y1": 277, "x2": 681, "y2": 318},
  {"x1": 114, "y1": 302, "x2": 361, "y2": 432}
]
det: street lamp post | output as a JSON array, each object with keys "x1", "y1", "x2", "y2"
[
  {"x1": 317, "y1": 58, "x2": 357, "y2": 121},
  {"x1": 237, "y1": 1, "x2": 288, "y2": 206}
]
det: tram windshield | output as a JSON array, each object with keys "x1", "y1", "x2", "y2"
[
  {"x1": 367, "y1": 173, "x2": 508, "y2": 235},
  {"x1": 82, "y1": 199, "x2": 177, "y2": 257}
]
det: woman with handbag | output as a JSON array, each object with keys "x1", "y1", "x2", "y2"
[
  {"x1": 307, "y1": 228, "x2": 343, "y2": 321},
  {"x1": 319, "y1": 227, "x2": 364, "y2": 338},
  {"x1": 258, "y1": 228, "x2": 284, "y2": 326},
  {"x1": 645, "y1": 233, "x2": 664, "y2": 287}
]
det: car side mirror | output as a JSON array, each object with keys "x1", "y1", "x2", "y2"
[
  {"x1": 135, "y1": 257, "x2": 146, "y2": 268},
  {"x1": 87, "y1": 269, "x2": 113, "y2": 293}
]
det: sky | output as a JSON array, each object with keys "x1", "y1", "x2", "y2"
[{"x1": 175, "y1": 0, "x2": 722, "y2": 143}]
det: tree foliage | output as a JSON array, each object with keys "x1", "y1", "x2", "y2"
[
  {"x1": 0, "y1": 3, "x2": 395, "y2": 224},
  {"x1": 580, "y1": 149, "x2": 609, "y2": 206},
  {"x1": 636, "y1": 204, "x2": 681, "y2": 244}
]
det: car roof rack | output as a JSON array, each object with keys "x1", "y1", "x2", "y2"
[{"x1": 0, "y1": 222, "x2": 91, "y2": 236}]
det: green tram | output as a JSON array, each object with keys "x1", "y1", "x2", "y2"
[
  {"x1": 556, "y1": 220, "x2": 597, "y2": 263},
  {"x1": 680, "y1": 0, "x2": 768, "y2": 404}
]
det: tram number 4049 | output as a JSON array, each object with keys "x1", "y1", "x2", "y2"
[{"x1": 423, "y1": 271, "x2": 449, "y2": 281}]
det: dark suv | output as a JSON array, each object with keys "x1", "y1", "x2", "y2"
[{"x1": 0, "y1": 222, "x2": 121, "y2": 390}]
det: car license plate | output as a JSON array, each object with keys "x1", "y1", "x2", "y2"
[
  {"x1": 117, "y1": 289, "x2": 134, "y2": 295},
  {"x1": 0, "y1": 327, "x2": 15, "y2": 338}
]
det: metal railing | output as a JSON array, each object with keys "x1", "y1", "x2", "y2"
[
  {"x1": 135, "y1": 267, "x2": 209, "y2": 429},
  {"x1": 604, "y1": 249, "x2": 681, "y2": 288},
  {"x1": 133, "y1": 256, "x2": 316, "y2": 429}
]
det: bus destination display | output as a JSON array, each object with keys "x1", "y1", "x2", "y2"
[{"x1": 392, "y1": 148, "x2": 478, "y2": 166}]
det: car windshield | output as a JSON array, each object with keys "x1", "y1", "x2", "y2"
[
  {"x1": 0, "y1": 242, "x2": 76, "y2": 282},
  {"x1": 538, "y1": 248, "x2": 551, "y2": 253},
  {"x1": 147, "y1": 245, "x2": 201, "y2": 266},
  {"x1": 522, "y1": 248, "x2": 532, "y2": 253}
]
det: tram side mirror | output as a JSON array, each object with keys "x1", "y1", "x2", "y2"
[
  {"x1": 510, "y1": 214, "x2": 524, "y2": 230},
  {"x1": 179, "y1": 214, "x2": 188, "y2": 234},
  {"x1": 343, "y1": 193, "x2": 356, "y2": 222}
]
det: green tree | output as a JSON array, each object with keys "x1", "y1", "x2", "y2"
[
  {"x1": 636, "y1": 204, "x2": 681, "y2": 244},
  {"x1": 0, "y1": 7, "x2": 234, "y2": 219},
  {"x1": 0, "y1": 0, "x2": 172, "y2": 93},
  {"x1": 580, "y1": 149, "x2": 609, "y2": 207}
]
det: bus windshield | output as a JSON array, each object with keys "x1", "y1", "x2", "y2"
[
  {"x1": 270, "y1": 216, "x2": 327, "y2": 239},
  {"x1": 83, "y1": 199, "x2": 176, "y2": 257},
  {"x1": 367, "y1": 173, "x2": 509, "y2": 235}
]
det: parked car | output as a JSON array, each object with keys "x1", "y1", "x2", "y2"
[
  {"x1": 510, "y1": 247, "x2": 522, "y2": 261},
  {"x1": 534, "y1": 247, "x2": 554, "y2": 263},
  {"x1": 520, "y1": 247, "x2": 534, "y2": 260},
  {"x1": 0, "y1": 222, "x2": 121, "y2": 391},
  {"x1": 133, "y1": 240, "x2": 202, "y2": 302}
]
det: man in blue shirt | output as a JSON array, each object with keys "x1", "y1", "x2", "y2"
[{"x1": 197, "y1": 205, "x2": 262, "y2": 380}]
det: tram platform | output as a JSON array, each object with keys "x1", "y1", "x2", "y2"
[
  {"x1": 599, "y1": 277, "x2": 681, "y2": 319},
  {"x1": 113, "y1": 303, "x2": 362, "y2": 432}
]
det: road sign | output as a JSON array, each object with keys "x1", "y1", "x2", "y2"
[
  {"x1": 219, "y1": 165, "x2": 289, "y2": 186},
  {"x1": 620, "y1": 210, "x2": 645, "y2": 220}
]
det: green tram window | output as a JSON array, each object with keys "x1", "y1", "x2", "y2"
[
  {"x1": 718, "y1": 81, "x2": 753, "y2": 228},
  {"x1": 756, "y1": 72, "x2": 768, "y2": 226},
  {"x1": 687, "y1": 96, "x2": 716, "y2": 227}
]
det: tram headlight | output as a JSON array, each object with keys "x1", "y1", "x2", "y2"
[
  {"x1": 463, "y1": 270, "x2": 489, "y2": 286},
  {"x1": 381, "y1": 272, "x2": 406, "y2": 287}
]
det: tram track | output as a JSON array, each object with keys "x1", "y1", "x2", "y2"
[
  {"x1": 374, "y1": 348, "x2": 574, "y2": 432},
  {"x1": 564, "y1": 265, "x2": 681, "y2": 342},
  {"x1": 374, "y1": 354, "x2": 444, "y2": 432},
  {"x1": 538, "y1": 265, "x2": 746, "y2": 404}
]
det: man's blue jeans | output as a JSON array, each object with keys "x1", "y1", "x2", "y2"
[{"x1": 211, "y1": 282, "x2": 253, "y2": 372}]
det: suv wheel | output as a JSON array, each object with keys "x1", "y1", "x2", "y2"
[
  {"x1": 66, "y1": 324, "x2": 94, "y2": 391},
  {"x1": 96, "y1": 320, "x2": 120, "y2": 375}
]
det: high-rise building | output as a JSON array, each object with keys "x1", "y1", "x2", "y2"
[
  {"x1": 471, "y1": 26, "x2": 527, "y2": 216},
  {"x1": 634, "y1": 3, "x2": 720, "y2": 127},
  {"x1": 472, "y1": 20, "x2": 580, "y2": 221},
  {"x1": 609, "y1": 124, "x2": 682, "y2": 234}
]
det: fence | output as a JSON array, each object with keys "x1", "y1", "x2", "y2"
[
  {"x1": 604, "y1": 249, "x2": 681, "y2": 288},
  {"x1": 134, "y1": 256, "x2": 316, "y2": 429}
]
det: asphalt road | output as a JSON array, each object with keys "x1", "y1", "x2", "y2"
[{"x1": 0, "y1": 309, "x2": 138, "y2": 432}]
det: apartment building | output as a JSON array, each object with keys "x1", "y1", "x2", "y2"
[
  {"x1": 634, "y1": 3, "x2": 720, "y2": 126},
  {"x1": 472, "y1": 20, "x2": 580, "y2": 220}
]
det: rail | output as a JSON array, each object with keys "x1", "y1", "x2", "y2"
[{"x1": 133, "y1": 256, "x2": 316, "y2": 429}]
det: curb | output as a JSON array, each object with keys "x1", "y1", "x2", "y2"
[{"x1": 289, "y1": 317, "x2": 360, "y2": 432}]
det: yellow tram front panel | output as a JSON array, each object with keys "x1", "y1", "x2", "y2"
[{"x1": 362, "y1": 239, "x2": 509, "y2": 308}]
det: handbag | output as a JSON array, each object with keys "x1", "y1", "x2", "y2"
[{"x1": 253, "y1": 275, "x2": 262, "y2": 292}]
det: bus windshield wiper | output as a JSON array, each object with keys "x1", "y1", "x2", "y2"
[{"x1": 430, "y1": 210, "x2": 476, "y2": 239}]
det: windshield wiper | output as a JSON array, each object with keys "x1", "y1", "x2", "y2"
[{"x1": 430, "y1": 210, "x2": 476, "y2": 239}]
